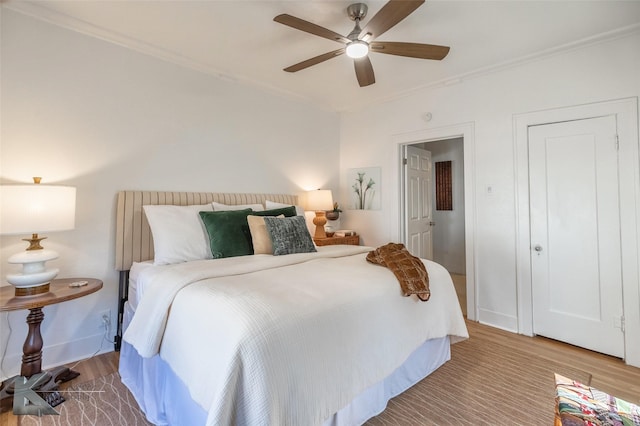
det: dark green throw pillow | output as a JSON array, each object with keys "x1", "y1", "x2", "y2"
[
  {"x1": 264, "y1": 215, "x2": 317, "y2": 256},
  {"x1": 250, "y1": 206, "x2": 297, "y2": 218},
  {"x1": 199, "y1": 209, "x2": 253, "y2": 259}
]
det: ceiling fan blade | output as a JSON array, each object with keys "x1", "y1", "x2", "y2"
[
  {"x1": 370, "y1": 41, "x2": 450, "y2": 60},
  {"x1": 284, "y1": 48, "x2": 346, "y2": 73},
  {"x1": 274, "y1": 14, "x2": 350, "y2": 44},
  {"x1": 359, "y1": 0, "x2": 425, "y2": 41},
  {"x1": 354, "y1": 56, "x2": 375, "y2": 87}
]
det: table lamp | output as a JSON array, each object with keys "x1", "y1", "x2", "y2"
[
  {"x1": 306, "y1": 189, "x2": 333, "y2": 239},
  {"x1": 0, "y1": 178, "x2": 76, "y2": 296}
]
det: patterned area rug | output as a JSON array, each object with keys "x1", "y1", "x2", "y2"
[
  {"x1": 12, "y1": 337, "x2": 591, "y2": 426},
  {"x1": 14, "y1": 373, "x2": 151, "y2": 426}
]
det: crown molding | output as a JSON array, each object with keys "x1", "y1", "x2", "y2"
[
  {"x1": 5, "y1": 1, "x2": 639, "y2": 113},
  {"x1": 2, "y1": 1, "x2": 335, "y2": 112},
  {"x1": 351, "y1": 22, "x2": 640, "y2": 113}
]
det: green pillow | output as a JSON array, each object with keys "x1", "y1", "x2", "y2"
[
  {"x1": 199, "y1": 206, "x2": 298, "y2": 259},
  {"x1": 199, "y1": 209, "x2": 253, "y2": 259},
  {"x1": 250, "y1": 206, "x2": 297, "y2": 218}
]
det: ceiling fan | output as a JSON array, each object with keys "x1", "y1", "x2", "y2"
[{"x1": 274, "y1": 0, "x2": 450, "y2": 87}]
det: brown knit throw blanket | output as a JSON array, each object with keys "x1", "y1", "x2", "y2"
[{"x1": 366, "y1": 243, "x2": 430, "y2": 301}]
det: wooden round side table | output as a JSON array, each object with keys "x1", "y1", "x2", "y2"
[{"x1": 0, "y1": 278, "x2": 102, "y2": 411}]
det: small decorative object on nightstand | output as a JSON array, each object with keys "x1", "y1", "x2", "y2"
[
  {"x1": 314, "y1": 234, "x2": 360, "y2": 246},
  {"x1": 326, "y1": 202, "x2": 342, "y2": 221}
]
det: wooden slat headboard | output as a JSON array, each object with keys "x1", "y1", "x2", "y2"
[{"x1": 114, "y1": 191, "x2": 298, "y2": 271}]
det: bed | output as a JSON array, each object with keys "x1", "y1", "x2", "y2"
[{"x1": 115, "y1": 190, "x2": 468, "y2": 426}]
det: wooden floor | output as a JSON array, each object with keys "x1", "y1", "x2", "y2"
[
  {"x1": 467, "y1": 320, "x2": 640, "y2": 404},
  {"x1": 1, "y1": 320, "x2": 639, "y2": 425},
  {"x1": 450, "y1": 278, "x2": 640, "y2": 402}
]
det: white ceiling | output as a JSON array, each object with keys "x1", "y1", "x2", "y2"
[{"x1": 6, "y1": 0, "x2": 640, "y2": 111}]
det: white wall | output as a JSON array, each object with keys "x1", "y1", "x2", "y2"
[
  {"x1": 0, "y1": 10, "x2": 340, "y2": 379},
  {"x1": 339, "y1": 32, "x2": 640, "y2": 338}
]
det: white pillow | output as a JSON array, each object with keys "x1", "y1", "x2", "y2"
[
  {"x1": 143, "y1": 204, "x2": 213, "y2": 265},
  {"x1": 212, "y1": 201, "x2": 264, "y2": 211},
  {"x1": 265, "y1": 200, "x2": 304, "y2": 216}
]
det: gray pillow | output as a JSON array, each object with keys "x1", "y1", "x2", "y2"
[{"x1": 263, "y1": 216, "x2": 317, "y2": 256}]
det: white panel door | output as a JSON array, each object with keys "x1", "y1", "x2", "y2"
[
  {"x1": 529, "y1": 115, "x2": 624, "y2": 358},
  {"x1": 405, "y1": 145, "x2": 433, "y2": 260}
]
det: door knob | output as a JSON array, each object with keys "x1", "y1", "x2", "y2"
[
  {"x1": 534, "y1": 245, "x2": 543, "y2": 252},
  {"x1": 429, "y1": 221, "x2": 435, "y2": 226}
]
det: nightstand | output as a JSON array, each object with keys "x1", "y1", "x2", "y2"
[
  {"x1": 0, "y1": 278, "x2": 102, "y2": 410},
  {"x1": 314, "y1": 234, "x2": 360, "y2": 246}
]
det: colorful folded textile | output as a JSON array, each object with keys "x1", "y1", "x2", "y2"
[{"x1": 554, "y1": 373, "x2": 640, "y2": 426}]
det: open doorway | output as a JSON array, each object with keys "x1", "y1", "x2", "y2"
[
  {"x1": 403, "y1": 138, "x2": 466, "y2": 315},
  {"x1": 396, "y1": 122, "x2": 476, "y2": 320}
]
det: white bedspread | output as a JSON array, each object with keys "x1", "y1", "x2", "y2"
[{"x1": 124, "y1": 245, "x2": 468, "y2": 426}]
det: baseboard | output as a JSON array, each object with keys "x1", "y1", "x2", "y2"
[
  {"x1": 1, "y1": 332, "x2": 113, "y2": 381},
  {"x1": 478, "y1": 308, "x2": 518, "y2": 333}
]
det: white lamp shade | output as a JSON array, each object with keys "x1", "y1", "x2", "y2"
[
  {"x1": 306, "y1": 189, "x2": 334, "y2": 211},
  {"x1": 0, "y1": 185, "x2": 76, "y2": 235}
]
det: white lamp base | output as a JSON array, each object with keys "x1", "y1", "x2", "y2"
[{"x1": 7, "y1": 249, "x2": 59, "y2": 289}]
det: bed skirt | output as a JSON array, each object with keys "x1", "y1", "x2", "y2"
[{"x1": 119, "y1": 304, "x2": 451, "y2": 426}]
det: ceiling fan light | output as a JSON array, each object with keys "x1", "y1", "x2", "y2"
[{"x1": 346, "y1": 41, "x2": 369, "y2": 59}]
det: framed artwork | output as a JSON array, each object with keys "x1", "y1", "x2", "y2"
[
  {"x1": 347, "y1": 167, "x2": 381, "y2": 210},
  {"x1": 435, "y1": 161, "x2": 453, "y2": 210}
]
